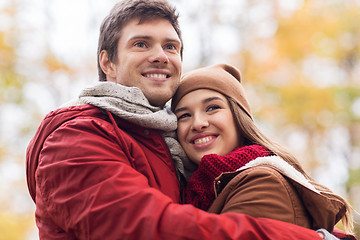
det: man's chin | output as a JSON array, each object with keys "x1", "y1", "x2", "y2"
[{"x1": 147, "y1": 95, "x2": 171, "y2": 108}]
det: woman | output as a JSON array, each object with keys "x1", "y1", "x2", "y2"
[{"x1": 171, "y1": 63, "x2": 353, "y2": 233}]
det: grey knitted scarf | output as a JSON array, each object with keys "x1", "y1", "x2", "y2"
[{"x1": 62, "y1": 82, "x2": 196, "y2": 181}]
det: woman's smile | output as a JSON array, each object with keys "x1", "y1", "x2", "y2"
[{"x1": 193, "y1": 135, "x2": 216, "y2": 145}]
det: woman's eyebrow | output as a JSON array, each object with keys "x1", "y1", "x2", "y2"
[
  {"x1": 174, "y1": 107, "x2": 188, "y2": 114},
  {"x1": 203, "y1": 96, "x2": 223, "y2": 103},
  {"x1": 174, "y1": 96, "x2": 224, "y2": 114}
]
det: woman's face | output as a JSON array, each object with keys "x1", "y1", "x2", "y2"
[{"x1": 174, "y1": 89, "x2": 242, "y2": 164}]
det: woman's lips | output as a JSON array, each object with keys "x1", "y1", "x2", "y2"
[
  {"x1": 191, "y1": 134, "x2": 217, "y2": 149},
  {"x1": 194, "y1": 136, "x2": 215, "y2": 145}
]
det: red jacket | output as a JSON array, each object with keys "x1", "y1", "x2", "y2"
[{"x1": 27, "y1": 104, "x2": 325, "y2": 240}]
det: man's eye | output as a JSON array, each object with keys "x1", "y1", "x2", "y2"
[
  {"x1": 135, "y1": 42, "x2": 146, "y2": 48},
  {"x1": 165, "y1": 44, "x2": 176, "y2": 50}
]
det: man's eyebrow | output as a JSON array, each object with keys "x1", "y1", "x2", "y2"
[
  {"x1": 127, "y1": 35, "x2": 180, "y2": 44},
  {"x1": 127, "y1": 35, "x2": 152, "y2": 41},
  {"x1": 165, "y1": 38, "x2": 181, "y2": 44}
]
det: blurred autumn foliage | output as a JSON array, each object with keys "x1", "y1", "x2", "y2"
[
  {"x1": 0, "y1": 0, "x2": 359, "y2": 239},
  {"x1": 232, "y1": 0, "x2": 360, "y2": 235},
  {"x1": 0, "y1": 1, "x2": 77, "y2": 239}
]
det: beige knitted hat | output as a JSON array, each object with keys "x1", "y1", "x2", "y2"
[{"x1": 171, "y1": 63, "x2": 252, "y2": 119}]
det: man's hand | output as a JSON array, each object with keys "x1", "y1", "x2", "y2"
[{"x1": 317, "y1": 229, "x2": 340, "y2": 240}]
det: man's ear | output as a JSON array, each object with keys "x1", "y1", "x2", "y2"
[{"x1": 99, "y1": 50, "x2": 116, "y2": 80}]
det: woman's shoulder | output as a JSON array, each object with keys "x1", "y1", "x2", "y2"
[
  {"x1": 213, "y1": 156, "x2": 346, "y2": 231},
  {"x1": 214, "y1": 156, "x2": 294, "y2": 195},
  {"x1": 214, "y1": 161, "x2": 292, "y2": 197},
  {"x1": 210, "y1": 161, "x2": 312, "y2": 227}
]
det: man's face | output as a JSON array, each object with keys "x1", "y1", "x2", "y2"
[{"x1": 109, "y1": 18, "x2": 182, "y2": 107}]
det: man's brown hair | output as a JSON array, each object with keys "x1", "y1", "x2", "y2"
[{"x1": 97, "y1": 0, "x2": 183, "y2": 81}]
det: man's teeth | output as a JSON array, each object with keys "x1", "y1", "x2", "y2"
[
  {"x1": 194, "y1": 136, "x2": 214, "y2": 144},
  {"x1": 146, "y1": 73, "x2": 167, "y2": 78}
]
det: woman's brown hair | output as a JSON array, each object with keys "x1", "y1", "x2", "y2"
[{"x1": 227, "y1": 97, "x2": 354, "y2": 233}]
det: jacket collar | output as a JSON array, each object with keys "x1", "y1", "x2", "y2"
[{"x1": 237, "y1": 156, "x2": 318, "y2": 192}]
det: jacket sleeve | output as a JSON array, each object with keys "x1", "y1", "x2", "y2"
[{"x1": 36, "y1": 118, "x2": 322, "y2": 240}]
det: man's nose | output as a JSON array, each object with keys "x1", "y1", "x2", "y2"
[
  {"x1": 149, "y1": 45, "x2": 169, "y2": 64},
  {"x1": 191, "y1": 114, "x2": 209, "y2": 132}
]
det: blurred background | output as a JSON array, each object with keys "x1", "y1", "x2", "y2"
[{"x1": 0, "y1": 0, "x2": 359, "y2": 239}]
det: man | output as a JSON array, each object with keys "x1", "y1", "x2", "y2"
[{"x1": 26, "y1": 0, "x2": 351, "y2": 239}]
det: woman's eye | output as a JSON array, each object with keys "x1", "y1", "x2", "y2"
[
  {"x1": 207, "y1": 105, "x2": 221, "y2": 112},
  {"x1": 177, "y1": 113, "x2": 190, "y2": 120}
]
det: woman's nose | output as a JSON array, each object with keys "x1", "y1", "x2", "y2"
[{"x1": 191, "y1": 114, "x2": 209, "y2": 132}]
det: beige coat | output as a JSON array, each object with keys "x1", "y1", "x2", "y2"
[{"x1": 208, "y1": 156, "x2": 345, "y2": 232}]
